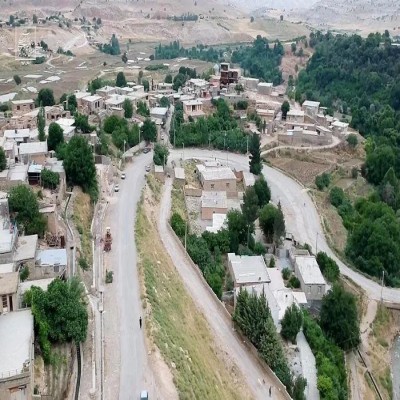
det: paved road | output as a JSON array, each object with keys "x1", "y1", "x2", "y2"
[
  {"x1": 169, "y1": 148, "x2": 400, "y2": 304},
  {"x1": 105, "y1": 152, "x2": 161, "y2": 400},
  {"x1": 158, "y1": 178, "x2": 289, "y2": 400}
]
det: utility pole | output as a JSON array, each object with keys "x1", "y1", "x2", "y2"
[
  {"x1": 381, "y1": 270, "x2": 385, "y2": 302},
  {"x1": 183, "y1": 142, "x2": 185, "y2": 161},
  {"x1": 123, "y1": 140, "x2": 126, "y2": 154}
]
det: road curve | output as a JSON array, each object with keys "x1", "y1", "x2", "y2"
[
  {"x1": 158, "y1": 178, "x2": 289, "y2": 400},
  {"x1": 169, "y1": 148, "x2": 400, "y2": 304}
]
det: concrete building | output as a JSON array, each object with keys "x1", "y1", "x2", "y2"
[
  {"x1": 33, "y1": 249, "x2": 67, "y2": 279},
  {"x1": 0, "y1": 272, "x2": 19, "y2": 313},
  {"x1": 150, "y1": 107, "x2": 168, "y2": 122},
  {"x1": 45, "y1": 106, "x2": 70, "y2": 122},
  {"x1": 13, "y1": 235, "x2": 38, "y2": 271},
  {"x1": 294, "y1": 256, "x2": 326, "y2": 302},
  {"x1": 201, "y1": 191, "x2": 228, "y2": 220},
  {"x1": 228, "y1": 253, "x2": 270, "y2": 305},
  {"x1": 205, "y1": 213, "x2": 227, "y2": 233},
  {"x1": 278, "y1": 126, "x2": 332, "y2": 146},
  {"x1": 174, "y1": 167, "x2": 185, "y2": 187},
  {"x1": 197, "y1": 165, "x2": 237, "y2": 198},
  {"x1": 96, "y1": 86, "x2": 117, "y2": 98},
  {"x1": 3, "y1": 129, "x2": 31, "y2": 144},
  {"x1": 0, "y1": 309, "x2": 34, "y2": 400},
  {"x1": 240, "y1": 77, "x2": 259, "y2": 91},
  {"x1": 104, "y1": 94, "x2": 126, "y2": 111},
  {"x1": 81, "y1": 95, "x2": 103, "y2": 115},
  {"x1": 182, "y1": 99, "x2": 204, "y2": 120},
  {"x1": 257, "y1": 82, "x2": 273, "y2": 95},
  {"x1": 11, "y1": 100, "x2": 34, "y2": 116},
  {"x1": 302, "y1": 100, "x2": 320, "y2": 118},
  {"x1": 286, "y1": 109, "x2": 305, "y2": 123},
  {"x1": 331, "y1": 120, "x2": 349, "y2": 136},
  {"x1": 19, "y1": 142, "x2": 48, "y2": 165},
  {"x1": 220, "y1": 63, "x2": 239, "y2": 88}
]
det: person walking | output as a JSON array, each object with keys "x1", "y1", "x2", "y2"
[
  {"x1": 269, "y1": 386, "x2": 272, "y2": 397},
  {"x1": 139, "y1": 316, "x2": 142, "y2": 329}
]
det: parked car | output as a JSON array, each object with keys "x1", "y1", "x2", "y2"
[
  {"x1": 161, "y1": 134, "x2": 165, "y2": 140},
  {"x1": 145, "y1": 165, "x2": 151, "y2": 172},
  {"x1": 143, "y1": 148, "x2": 150, "y2": 154},
  {"x1": 121, "y1": 173, "x2": 126, "y2": 180},
  {"x1": 140, "y1": 390, "x2": 148, "y2": 400},
  {"x1": 114, "y1": 184, "x2": 120, "y2": 192}
]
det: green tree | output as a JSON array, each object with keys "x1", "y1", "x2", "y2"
[
  {"x1": 138, "y1": 70, "x2": 143, "y2": 84},
  {"x1": 329, "y1": 186, "x2": 345, "y2": 207},
  {"x1": 116, "y1": 71, "x2": 127, "y2": 87},
  {"x1": 13, "y1": 74, "x2": 21, "y2": 85},
  {"x1": 320, "y1": 284, "x2": 360, "y2": 350},
  {"x1": 281, "y1": 100, "x2": 290, "y2": 120},
  {"x1": 8, "y1": 185, "x2": 46, "y2": 236},
  {"x1": 249, "y1": 133, "x2": 262, "y2": 175},
  {"x1": 141, "y1": 118, "x2": 157, "y2": 142},
  {"x1": 291, "y1": 42, "x2": 297, "y2": 53},
  {"x1": 37, "y1": 106, "x2": 46, "y2": 142},
  {"x1": 254, "y1": 175, "x2": 271, "y2": 207},
  {"x1": 123, "y1": 98, "x2": 133, "y2": 119},
  {"x1": 121, "y1": 52, "x2": 128, "y2": 64},
  {"x1": 280, "y1": 304, "x2": 303, "y2": 343},
  {"x1": 142, "y1": 79, "x2": 150, "y2": 92},
  {"x1": 226, "y1": 210, "x2": 249, "y2": 252},
  {"x1": 259, "y1": 203, "x2": 285, "y2": 244},
  {"x1": 153, "y1": 143, "x2": 169, "y2": 165},
  {"x1": 67, "y1": 94, "x2": 77, "y2": 114},
  {"x1": 37, "y1": 88, "x2": 55, "y2": 107},
  {"x1": 165, "y1": 74, "x2": 173, "y2": 83},
  {"x1": 0, "y1": 147, "x2": 6, "y2": 171},
  {"x1": 171, "y1": 212, "x2": 186, "y2": 237},
  {"x1": 63, "y1": 136, "x2": 98, "y2": 201},
  {"x1": 241, "y1": 186, "x2": 259, "y2": 224},
  {"x1": 41, "y1": 168, "x2": 60, "y2": 189},
  {"x1": 292, "y1": 376, "x2": 307, "y2": 400},
  {"x1": 346, "y1": 133, "x2": 358, "y2": 149},
  {"x1": 315, "y1": 172, "x2": 331, "y2": 190},
  {"x1": 316, "y1": 252, "x2": 340, "y2": 283},
  {"x1": 47, "y1": 122, "x2": 64, "y2": 151},
  {"x1": 273, "y1": 202, "x2": 286, "y2": 244},
  {"x1": 74, "y1": 112, "x2": 94, "y2": 133},
  {"x1": 159, "y1": 96, "x2": 170, "y2": 108},
  {"x1": 137, "y1": 101, "x2": 150, "y2": 117}
]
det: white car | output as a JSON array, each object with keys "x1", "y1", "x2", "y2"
[
  {"x1": 121, "y1": 173, "x2": 126, "y2": 180},
  {"x1": 161, "y1": 134, "x2": 165, "y2": 140},
  {"x1": 145, "y1": 165, "x2": 151, "y2": 172},
  {"x1": 114, "y1": 184, "x2": 120, "y2": 192}
]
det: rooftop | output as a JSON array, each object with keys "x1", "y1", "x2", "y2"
[
  {"x1": 200, "y1": 167, "x2": 236, "y2": 181},
  {"x1": 174, "y1": 167, "x2": 185, "y2": 180},
  {"x1": 74, "y1": 91, "x2": 91, "y2": 99},
  {"x1": 150, "y1": 107, "x2": 168, "y2": 116},
  {"x1": 19, "y1": 277, "x2": 55, "y2": 296},
  {"x1": 11, "y1": 99, "x2": 34, "y2": 105},
  {"x1": 105, "y1": 95, "x2": 126, "y2": 105},
  {"x1": 206, "y1": 213, "x2": 227, "y2": 233},
  {"x1": 183, "y1": 99, "x2": 203, "y2": 106},
  {"x1": 228, "y1": 253, "x2": 270, "y2": 285},
  {"x1": 8, "y1": 164, "x2": 28, "y2": 182},
  {"x1": 36, "y1": 248, "x2": 67, "y2": 267},
  {"x1": 82, "y1": 95, "x2": 102, "y2": 102},
  {"x1": 0, "y1": 272, "x2": 18, "y2": 295},
  {"x1": 303, "y1": 100, "x2": 320, "y2": 108},
  {"x1": 0, "y1": 310, "x2": 33, "y2": 376},
  {"x1": 287, "y1": 109, "x2": 305, "y2": 116},
  {"x1": 4, "y1": 128, "x2": 30, "y2": 139},
  {"x1": 295, "y1": 256, "x2": 326, "y2": 285},
  {"x1": 0, "y1": 263, "x2": 14, "y2": 273},
  {"x1": 332, "y1": 120, "x2": 349, "y2": 128},
  {"x1": 14, "y1": 235, "x2": 38, "y2": 262},
  {"x1": 201, "y1": 191, "x2": 227, "y2": 209},
  {"x1": 56, "y1": 118, "x2": 75, "y2": 127},
  {"x1": 258, "y1": 82, "x2": 273, "y2": 87},
  {"x1": 19, "y1": 141, "x2": 48, "y2": 155}
]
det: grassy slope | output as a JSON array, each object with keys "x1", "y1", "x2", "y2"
[{"x1": 136, "y1": 185, "x2": 250, "y2": 400}]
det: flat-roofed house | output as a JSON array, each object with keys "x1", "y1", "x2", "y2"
[
  {"x1": 201, "y1": 191, "x2": 228, "y2": 220},
  {"x1": 11, "y1": 99, "x2": 34, "y2": 116},
  {"x1": 197, "y1": 165, "x2": 237, "y2": 198},
  {"x1": 0, "y1": 309, "x2": 34, "y2": 400},
  {"x1": 81, "y1": 95, "x2": 103, "y2": 115},
  {"x1": 19, "y1": 142, "x2": 48, "y2": 165},
  {"x1": 33, "y1": 248, "x2": 67, "y2": 279},
  {"x1": 286, "y1": 109, "x2": 305, "y2": 123},
  {"x1": 302, "y1": 100, "x2": 320, "y2": 118},
  {"x1": 257, "y1": 82, "x2": 273, "y2": 95},
  {"x1": 0, "y1": 272, "x2": 19, "y2": 313},
  {"x1": 96, "y1": 86, "x2": 117, "y2": 98},
  {"x1": 182, "y1": 99, "x2": 204, "y2": 120},
  {"x1": 4, "y1": 129, "x2": 31, "y2": 144},
  {"x1": 331, "y1": 120, "x2": 349, "y2": 136},
  {"x1": 294, "y1": 255, "x2": 326, "y2": 302}
]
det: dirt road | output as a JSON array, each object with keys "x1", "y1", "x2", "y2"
[{"x1": 158, "y1": 177, "x2": 289, "y2": 400}]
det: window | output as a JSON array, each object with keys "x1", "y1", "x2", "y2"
[
  {"x1": 308, "y1": 286, "x2": 311, "y2": 294},
  {"x1": 17, "y1": 105, "x2": 20, "y2": 111},
  {"x1": 2, "y1": 295, "x2": 7, "y2": 309},
  {"x1": 226, "y1": 182, "x2": 230, "y2": 188},
  {"x1": 318, "y1": 286, "x2": 322, "y2": 294}
]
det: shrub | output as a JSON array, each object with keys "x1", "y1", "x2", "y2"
[
  {"x1": 20, "y1": 266, "x2": 29, "y2": 281},
  {"x1": 41, "y1": 168, "x2": 60, "y2": 189},
  {"x1": 316, "y1": 252, "x2": 340, "y2": 283},
  {"x1": 78, "y1": 257, "x2": 90, "y2": 271},
  {"x1": 281, "y1": 304, "x2": 303, "y2": 344},
  {"x1": 170, "y1": 212, "x2": 186, "y2": 237},
  {"x1": 315, "y1": 172, "x2": 331, "y2": 190},
  {"x1": 288, "y1": 275, "x2": 300, "y2": 288},
  {"x1": 105, "y1": 270, "x2": 114, "y2": 283},
  {"x1": 329, "y1": 186, "x2": 345, "y2": 207},
  {"x1": 282, "y1": 267, "x2": 291, "y2": 280}
]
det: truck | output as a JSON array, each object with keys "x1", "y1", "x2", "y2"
[{"x1": 104, "y1": 227, "x2": 112, "y2": 251}]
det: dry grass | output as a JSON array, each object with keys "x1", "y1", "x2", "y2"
[
  {"x1": 135, "y1": 187, "x2": 250, "y2": 400},
  {"x1": 183, "y1": 160, "x2": 201, "y2": 189},
  {"x1": 73, "y1": 190, "x2": 93, "y2": 267},
  {"x1": 171, "y1": 184, "x2": 187, "y2": 221}
]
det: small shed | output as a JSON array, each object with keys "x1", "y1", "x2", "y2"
[
  {"x1": 174, "y1": 167, "x2": 185, "y2": 187},
  {"x1": 154, "y1": 165, "x2": 165, "y2": 182}
]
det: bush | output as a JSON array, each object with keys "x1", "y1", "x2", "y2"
[
  {"x1": 316, "y1": 252, "x2": 340, "y2": 283},
  {"x1": 282, "y1": 267, "x2": 291, "y2": 280},
  {"x1": 41, "y1": 169, "x2": 60, "y2": 189},
  {"x1": 281, "y1": 304, "x2": 303, "y2": 344},
  {"x1": 346, "y1": 134, "x2": 358, "y2": 149},
  {"x1": 78, "y1": 257, "x2": 90, "y2": 271},
  {"x1": 105, "y1": 270, "x2": 114, "y2": 283},
  {"x1": 288, "y1": 275, "x2": 300, "y2": 288},
  {"x1": 315, "y1": 172, "x2": 331, "y2": 190},
  {"x1": 329, "y1": 186, "x2": 345, "y2": 207},
  {"x1": 171, "y1": 212, "x2": 186, "y2": 237},
  {"x1": 351, "y1": 167, "x2": 358, "y2": 179}
]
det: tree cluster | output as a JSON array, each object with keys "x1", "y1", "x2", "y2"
[
  {"x1": 97, "y1": 33, "x2": 120, "y2": 55},
  {"x1": 24, "y1": 278, "x2": 88, "y2": 363},
  {"x1": 153, "y1": 143, "x2": 169, "y2": 166},
  {"x1": 8, "y1": 185, "x2": 47, "y2": 236},
  {"x1": 231, "y1": 36, "x2": 284, "y2": 85},
  {"x1": 41, "y1": 168, "x2": 60, "y2": 189},
  {"x1": 259, "y1": 202, "x2": 285, "y2": 244},
  {"x1": 233, "y1": 290, "x2": 303, "y2": 396},
  {"x1": 103, "y1": 115, "x2": 140, "y2": 150},
  {"x1": 316, "y1": 252, "x2": 340, "y2": 283}
]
